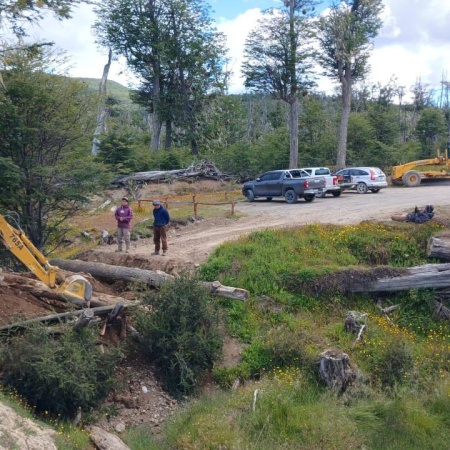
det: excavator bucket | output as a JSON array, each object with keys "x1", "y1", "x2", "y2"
[{"x1": 56, "y1": 275, "x2": 93, "y2": 305}]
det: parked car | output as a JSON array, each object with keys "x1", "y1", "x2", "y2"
[
  {"x1": 300, "y1": 167, "x2": 341, "y2": 197},
  {"x1": 334, "y1": 167, "x2": 388, "y2": 194},
  {"x1": 242, "y1": 169, "x2": 326, "y2": 203}
]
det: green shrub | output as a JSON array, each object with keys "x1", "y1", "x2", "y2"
[
  {"x1": 135, "y1": 273, "x2": 223, "y2": 397},
  {"x1": 371, "y1": 341, "x2": 414, "y2": 387},
  {"x1": 0, "y1": 325, "x2": 119, "y2": 417}
]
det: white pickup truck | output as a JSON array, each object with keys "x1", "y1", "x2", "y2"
[{"x1": 300, "y1": 167, "x2": 341, "y2": 197}]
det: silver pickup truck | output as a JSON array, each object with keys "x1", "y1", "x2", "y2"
[{"x1": 242, "y1": 169, "x2": 326, "y2": 204}]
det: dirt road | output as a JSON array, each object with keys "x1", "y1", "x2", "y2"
[{"x1": 90, "y1": 183, "x2": 450, "y2": 267}]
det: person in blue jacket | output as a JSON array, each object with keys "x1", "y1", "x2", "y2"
[{"x1": 151, "y1": 200, "x2": 170, "y2": 256}]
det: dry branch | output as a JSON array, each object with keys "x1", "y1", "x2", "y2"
[
  {"x1": 112, "y1": 159, "x2": 233, "y2": 186},
  {"x1": 0, "y1": 304, "x2": 136, "y2": 334}
]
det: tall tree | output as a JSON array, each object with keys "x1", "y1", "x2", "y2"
[
  {"x1": 0, "y1": 46, "x2": 108, "y2": 251},
  {"x1": 316, "y1": 0, "x2": 383, "y2": 169},
  {"x1": 242, "y1": 1, "x2": 317, "y2": 168},
  {"x1": 94, "y1": 0, "x2": 228, "y2": 154}
]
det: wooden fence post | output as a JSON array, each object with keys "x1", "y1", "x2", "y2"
[{"x1": 231, "y1": 201, "x2": 235, "y2": 216}]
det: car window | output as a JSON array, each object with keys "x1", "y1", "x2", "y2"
[
  {"x1": 314, "y1": 168, "x2": 330, "y2": 175},
  {"x1": 303, "y1": 169, "x2": 312, "y2": 175},
  {"x1": 260, "y1": 172, "x2": 274, "y2": 181},
  {"x1": 336, "y1": 169, "x2": 348, "y2": 175},
  {"x1": 289, "y1": 170, "x2": 303, "y2": 178}
]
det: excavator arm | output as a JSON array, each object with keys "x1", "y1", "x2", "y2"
[{"x1": 0, "y1": 214, "x2": 92, "y2": 305}]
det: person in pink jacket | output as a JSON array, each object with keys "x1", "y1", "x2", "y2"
[{"x1": 114, "y1": 197, "x2": 133, "y2": 253}]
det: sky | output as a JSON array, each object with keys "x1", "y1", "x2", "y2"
[{"x1": 10, "y1": 0, "x2": 450, "y2": 101}]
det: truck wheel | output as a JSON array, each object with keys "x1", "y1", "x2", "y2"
[
  {"x1": 331, "y1": 191, "x2": 342, "y2": 197},
  {"x1": 356, "y1": 182, "x2": 368, "y2": 194},
  {"x1": 266, "y1": 197, "x2": 273, "y2": 201},
  {"x1": 402, "y1": 170, "x2": 421, "y2": 187},
  {"x1": 304, "y1": 195, "x2": 315, "y2": 202},
  {"x1": 246, "y1": 189, "x2": 255, "y2": 202},
  {"x1": 284, "y1": 190, "x2": 298, "y2": 204}
]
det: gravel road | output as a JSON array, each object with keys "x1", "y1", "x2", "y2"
[{"x1": 165, "y1": 182, "x2": 450, "y2": 264}]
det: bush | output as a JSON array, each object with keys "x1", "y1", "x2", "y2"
[
  {"x1": 0, "y1": 325, "x2": 119, "y2": 417},
  {"x1": 135, "y1": 273, "x2": 223, "y2": 397}
]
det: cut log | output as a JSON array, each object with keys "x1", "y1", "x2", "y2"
[
  {"x1": 427, "y1": 235, "x2": 450, "y2": 261},
  {"x1": 50, "y1": 259, "x2": 249, "y2": 301},
  {"x1": 348, "y1": 263, "x2": 450, "y2": 292}
]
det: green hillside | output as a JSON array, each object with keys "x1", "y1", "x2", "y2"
[{"x1": 76, "y1": 77, "x2": 133, "y2": 105}]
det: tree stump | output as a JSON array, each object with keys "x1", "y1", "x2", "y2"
[{"x1": 318, "y1": 349, "x2": 356, "y2": 393}]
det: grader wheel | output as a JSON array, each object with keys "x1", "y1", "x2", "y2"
[{"x1": 402, "y1": 170, "x2": 421, "y2": 187}]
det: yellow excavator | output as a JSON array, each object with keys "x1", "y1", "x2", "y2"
[
  {"x1": 391, "y1": 148, "x2": 450, "y2": 187},
  {"x1": 0, "y1": 213, "x2": 92, "y2": 305}
]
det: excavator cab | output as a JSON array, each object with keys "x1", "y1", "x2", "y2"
[{"x1": 0, "y1": 214, "x2": 92, "y2": 305}]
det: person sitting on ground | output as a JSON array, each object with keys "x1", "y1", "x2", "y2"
[
  {"x1": 152, "y1": 200, "x2": 170, "y2": 256},
  {"x1": 114, "y1": 196, "x2": 133, "y2": 253}
]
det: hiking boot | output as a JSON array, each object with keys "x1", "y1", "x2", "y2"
[
  {"x1": 115, "y1": 249, "x2": 123, "y2": 253},
  {"x1": 151, "y1": 251, "x2": 160, "y2": 256},
  {"x1": 162, "y1": 250, "x2": 167, "y2": 256}
]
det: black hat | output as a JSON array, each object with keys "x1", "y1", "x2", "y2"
[{"x1": 122, "y1": 197, "x2": 129, "y2": 202}]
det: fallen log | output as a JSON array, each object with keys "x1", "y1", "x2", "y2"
[
  {"x1": 427, "y1": 235, "x2": 450, "y2": 261},
  {"x1": 348, "y1": 263, "x2": 450, "y2": 293},
  {"x1": 50, "y1": 259, "x2": 249, "y2": 301}
]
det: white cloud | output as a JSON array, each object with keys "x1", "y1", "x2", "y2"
[
  {"x1": 370, "y1": 0, "x2": 450, "y2": 94},
  {"x1": 11, "y1": 1, "x2": 450, "y2": 100},
  {"x1": 217, "y1": 9, "x2": 263, "y2": 94},
  {"x1": 19, "y1": 4, "x2": 138, "y2": 87}
]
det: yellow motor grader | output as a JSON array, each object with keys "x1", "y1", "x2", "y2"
[
  {"x1": 0, "y1": 213, "x2": 92, "y2": 305},
  {"x1": 391, "y1": 148, "x2": 450, "y2": 187}
]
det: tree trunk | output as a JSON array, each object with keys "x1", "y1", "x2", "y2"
[
  {"x1": 289, "y1": 97, "x2": 299, "y2": 168},
  {"x1": 427, "y1": 235, "x2": 450, "y2": 260},
  {"x1": 318, "y1": 349, "x2": 356, "y2": 392},
  {"x1": 50, "y1": 259, "x2": 249, "y2": 301},
  {"x1": 336, "y1": 71, "x2": 351, "y2": 170},
  {"x1": 150, "y1": 72, "x2": 162, "y2": 151},
  {"x1": 165, "y1": 119, "x2": 172, "y2": 149},
  {"x1": 92, "y1": 48, "x2": 112, "y2": 156}
]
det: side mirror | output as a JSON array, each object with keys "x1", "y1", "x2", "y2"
[{"x1": 256, "y1": 177, "x2": 261, "y2": 181}]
